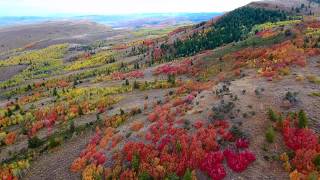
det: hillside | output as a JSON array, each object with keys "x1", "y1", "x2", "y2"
[
  {"x1": 250, "y1": 0, "x2": 320, "y2": 15},
  {"x1": 0, "y1": 0, "x2": 320, "y2": 180},
  {"x1": 0, "y1": 20, "x2": 128, "y2": 52}
]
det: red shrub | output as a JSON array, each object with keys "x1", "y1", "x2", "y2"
[
  {"x1": 283, "y1": 127, "x2": 318, "y2": 151},
  {"x1": 4, "y1": 132, "x2": 17, "y2": 145},
  {"x1": 200, "y1": 151, "x2": 226, "y2": 180},
  {"x1": 92, "y1": 152, "x2": 106, "y2": 165},
  {"x1": 291, "y1": 148, "x2": 318, "y2": 174},
  {"x1": 193, "y1": 120, "x2": 204, "y2": 129},
  {"x1": 224, "y1": 149, "x2": 256, "y2": 173},
  {"x1": 148, "y1": 113, "x2": 158, "y2": 122},
  {"x1": 154, "y1": 59, "x2": 200, "y2": 76},
  {"x1": 111, "y1": 70, "x2": 144, "y2": 80},
  {"x1": 235, "y1": 138, "x2": 250, "y2": 149}
]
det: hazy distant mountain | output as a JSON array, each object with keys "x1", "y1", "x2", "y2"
[{"x1": 0, "y1": 13, "x2": 221, "y2": 28}]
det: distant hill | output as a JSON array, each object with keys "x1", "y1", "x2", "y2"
[
  {"x1": 0, "y1": 20, "x2": 129, "y2": 52},
  {"x1": 0, "y1": 13, "x2": 221, "y2": 52},
  {"x1": 0, "y1": 13, "x2": 221, "y2": 29}
]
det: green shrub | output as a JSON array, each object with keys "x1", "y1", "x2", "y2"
[
  {"x1": 307, "y1": 75, "x2": 320, "y2": 84},
  {"x1": 287, "y1": 150, "x2": 295, "y2": 159},
  {"x1": 265, "y1": 127, "x2": 275, "y2": 143},
  {"x1": 48, "y1": 137, "x2": 61, "y2": 149},
  {"x1": 69, "y1": 120, "x2": 75, "y2": 134},
  {"x1": 167, "y1": 74, "x2": 176, "y2": 85},
  {"x1": 183, "y1": 169, "x2": 192, "y2": 180},
  {"x1": 138, "y1": 172, "x2": 153, "y2": 180},
  {"x1": 313, "y1": 155, "x2": 320, "y2": 168},
  {"x1": 309, "y1": 92, "x2": 320, "y2": 97},
  {"x1": 176, "y1": 141, "x2": 182, "y2": 153},
  {"x1": 166, "y1": 173, "x2": 179, "y2": 180},
  {"x1": 53, "y1": 87, "x2": 58, "y2": 96},
  {"x1": 132, "y1": 153, "x2": 140, "y2": 171},
  {"x1": 268, "y1": 109, "x2": 278, "y2": 122},
  {"x1": 298, "y1": 110, "x2": 308, "y2": 128},
  {"x1": 28, "y1": 136, "x2": 43, "y2": 149},
  {"x1": 125, "y1": 79, "x2": 130, "y2": 86},
  {"x1": 133, "y1": 81, "x2": 140, "y2": 89}
]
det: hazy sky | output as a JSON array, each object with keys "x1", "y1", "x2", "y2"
[{"x1": 0, "y1": 0, "x2": 259, "y2": 16}]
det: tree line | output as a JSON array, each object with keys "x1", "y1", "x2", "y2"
[{"x1": 162, "y1": 7, "x2": 289, "y2": 58}]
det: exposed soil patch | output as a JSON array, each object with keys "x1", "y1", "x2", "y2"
[
  {"x1": 23, "y1": 130, "x2": 94, "y2": 180},
  {"x1": 0, "y1": 65, "x2": 27, "y2": 82}
]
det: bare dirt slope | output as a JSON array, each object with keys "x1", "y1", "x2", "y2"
[
  {"x1": 0, "y1": 65, "x2": 27, "y2": 82},
  {"x1": 0, "y1": 20, "x2": 130, "y2": 51},
  {"x1": 23, "y1": 131, "x2": 93, "y2": 180}
]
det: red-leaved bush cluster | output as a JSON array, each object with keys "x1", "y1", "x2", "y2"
[
  {"x1": 280, "y1": 116, "x2": 320, "y2": 176},
  {"x1": 235, "y1": 138, "x2": 250, "y2": 149},
  {"x1": 123, "y1": 121, "x2": 255, "y2": 179},
  {"x1": 200, "y1": 151, "x2": 226, "y2": 180},
  {"x1": 230, "y1": 40, "x2": 320, "y2": 78},
  {"x1": 122, "y1": 125, "x2": 255, "y2": 179},
  {"x1": 71, "y1": 127, "x2": 114, "y2": 172},
  {"x1": 71, "y1": 90, "x2": 256, "y2": 179},
  {"x1": 282, "y1": 126, "x2": 319, "y2": 151},
  {"x1": 256, "y1": 29, "x2": 279, "y2": 38},
  {"x1": 154, "y1": 58, "x2": 201, "y2": 76},
  {"x1": 224, "y1": 149, "x2": 256, "y2": 173},
  {"x1": 116, "y1": 91, "x2": 255, "y2": 179},
  {"x1": 110, "y1": 70, "x2": 144, "y2": 80}
]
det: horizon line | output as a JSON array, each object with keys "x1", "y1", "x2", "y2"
[{"x1": 0, "y1": 12, "x2": 224, "y2": 18}]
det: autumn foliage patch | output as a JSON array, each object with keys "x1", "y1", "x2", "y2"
[
  {"x1": 273, "y1": 111, "x2": 320, "y2": 178},
  {"x1": 110, "y1": 70, "x2": 144, "y2": 80},
  {"x1": 230, "y1": 41, "x2": 320, "y2": 78},
  {"x1": 154, "y1": 58, "x2": 201, "y2": 76},
  {"x1": 71, "y1": 91, "x2": 255, "y2": 179}
]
